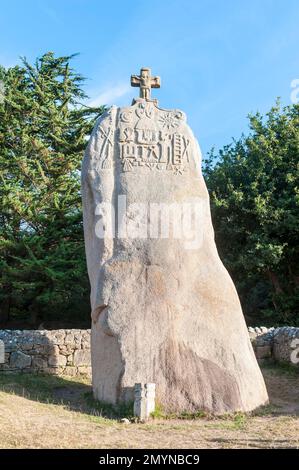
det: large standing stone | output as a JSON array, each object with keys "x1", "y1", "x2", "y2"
[{"x1": 82, "y1": 80, "x2": 269, "y2": 413}]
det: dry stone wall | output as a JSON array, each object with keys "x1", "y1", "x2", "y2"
[
  {"x1": 0, "y1": 327, "x2": 298, "y2": 377},
  {"x1": 0, "y1": 329, "x2": 91, "y2": 376},
  {"x1": 249, "y1": 326, "x2": 299, "y2": 364}
]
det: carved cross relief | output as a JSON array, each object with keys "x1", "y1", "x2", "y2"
[
  {"x1": 131, "y1": 67, "x2": 161, "y2": 101},
  {"x1": 92, "y1": 70, "x2": 192, "y2": 176}
]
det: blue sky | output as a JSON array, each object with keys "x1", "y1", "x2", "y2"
[{"x1": 1, "y1": 0, "x2": 299, "y2": 155}]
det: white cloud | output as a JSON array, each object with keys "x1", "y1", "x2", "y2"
[{"x1": 88, "y1": 83, "x2": 132, "y2": 107}]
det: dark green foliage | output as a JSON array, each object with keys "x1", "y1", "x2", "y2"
[
  {"x1": 203, "y1": 101, "x2": 299, "y2": 325},
  {"x1": 0, "y1": 52, "x2": 105, "y2": 326},
  {"x1": 1, "y1": 52, "x2": 298, "y2": 328}
]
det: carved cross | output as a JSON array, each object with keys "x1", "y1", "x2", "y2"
[{"x1": 131, "y1": 67, "x2": 161, "y2": 101}]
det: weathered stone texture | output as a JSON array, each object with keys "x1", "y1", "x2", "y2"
[{"x1": 82, "y1": 99, "x2": 269, "y2": 413}]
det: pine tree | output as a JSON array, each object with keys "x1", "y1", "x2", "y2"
[{"x1": 0, "y1": 52, "x2": 105, "y2": 326}]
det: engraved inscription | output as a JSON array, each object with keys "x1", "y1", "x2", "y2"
[
  {"x1": 119, "y1": 126, "x2": 190, "y2": 174},
  {"x1": 93, "y1": 101, "x2": 190, "y2": 175}
]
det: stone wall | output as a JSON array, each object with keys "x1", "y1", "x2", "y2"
[
  {"x1": 0, "y1": 329, "x2": 91, "y2": 377},
  {"x1": 249, "y1": 326, "x2": 299, "y2": 364},
  {"x1": 0, "y1": 327, "x2": 298, "y2": 377}
]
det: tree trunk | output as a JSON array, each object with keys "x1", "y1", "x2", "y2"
[
  {"x1": 0, "y1": 296, "x2": 11, "y2": 325},
  {"x1": 266, "y1": 270, "x2": 284, "y2": 294}
]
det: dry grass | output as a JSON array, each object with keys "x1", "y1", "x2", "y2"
[{"x1": 0, "y1": 364, "x2": 298, "y2": 449}]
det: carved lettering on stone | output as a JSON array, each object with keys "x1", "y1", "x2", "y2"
[
  {"x1": 117, "y1": 103, "x2": 190, "y2": 174},
  {"x1": 119, "y1": 130, "x2": 190, "y2": 174}
]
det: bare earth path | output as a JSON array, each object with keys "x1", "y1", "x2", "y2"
[{"x1": 0, "y1": 364, "x2": 298, "y2": 449}]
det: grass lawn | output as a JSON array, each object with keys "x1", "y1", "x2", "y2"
[{"x1": 0, "y1": 364, "x2": 298, "y2": 449}]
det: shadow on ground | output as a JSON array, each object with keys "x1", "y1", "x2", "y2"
[
  {"x1": 260, "y1": 363, "x2": 299, "y2": 416},
  {"x1": 0, "y1": 373, "x2": 133, "y2": 419},
  {"x1": 0, "y1": 362, "x2": 298, "y2": 419}
]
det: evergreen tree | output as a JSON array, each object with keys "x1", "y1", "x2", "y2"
[
  {"x1": 0, "y1": 52, "x2": 105, "y2": 326},
  {"x1": 203, "y1": 101, "x2": 299, "y2": 325}
]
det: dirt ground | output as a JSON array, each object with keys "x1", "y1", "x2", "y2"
[{"x1": 0, "y1": 364, "x2": 298, "y2": 449}]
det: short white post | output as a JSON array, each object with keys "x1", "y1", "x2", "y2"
[
  {"x1": 134, "y1": 382, "x2": 156, "y2": 420},
  {"x1": 145, "y1": 383, "x2": 156, "y2": 417},
  {"x1": 0, "y1": 340, "x2": 4, "y2": 364}
]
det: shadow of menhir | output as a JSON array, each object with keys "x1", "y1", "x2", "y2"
[
  {"x1": 1, "y1": 364, "x2": 298, "y2": 419},
  {"x1": 0, "y1": 371, "x2": 134, "y2": 419}
]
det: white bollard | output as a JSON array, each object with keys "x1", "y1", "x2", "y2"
[
  {"x1": 145, "y1": 383, "x2": 156, "y2": 417},
  {"x1": 134, "y1": 383, "x2": 156, "y2": 420},
  {"x1": 0, "y1": 340, "x2": 4, "y2": 364}
]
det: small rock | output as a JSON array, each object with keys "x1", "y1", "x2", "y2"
[
  {"x1": 10, "y1": 351, "x2": 31, "y2": 369},
  {"x1": 32, "y1": 357, "x2": 48, "y2": 369}
]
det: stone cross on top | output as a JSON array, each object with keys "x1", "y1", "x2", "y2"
[{"x1": 131, "y1": 67, "x2": 161, "y2": 102}]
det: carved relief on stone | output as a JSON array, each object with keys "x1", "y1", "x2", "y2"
[
  {"x1": 158, "y1": 111, "x2": 183, "y2": 130},
  {"x1": 120, "y1": 110, "x2": 133, "y2": 123},
  {"x1": 118, "y1": 124, "x2": 190, "y2": 175},
  {"x1": 135, "y1": 101, "x2": 154, "y2": 119},
  {"x1": 131, "y1": 67, "x2": 160, "y2": 102},
  {"x1": 90, "y1": 102, "x2": 190, "y2": 175},
  {"x1": 95, "y1": 126, "x2": 114, "y2": 171},
  {"x1": 91, "y1": 109, "x2": 116, "y2": 173},
  {"x1": 117, "y1": 102, "x2": 190, "y2": 175}
]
